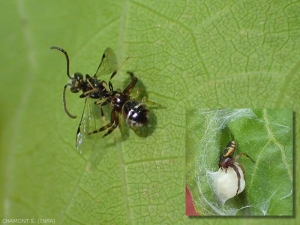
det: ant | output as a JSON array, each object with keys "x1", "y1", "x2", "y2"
[
  {"x1": 219, "y1": 141, "x2": 255, "y2": 195},
  {"x1": 89, "y1": 71, "x2": 159, "y2": 138}
]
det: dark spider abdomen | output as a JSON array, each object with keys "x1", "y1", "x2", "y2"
[{"x1": 123, "y1": 100, "x2": 149, "y2": 127}]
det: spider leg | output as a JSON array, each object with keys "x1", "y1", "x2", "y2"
[
  {"x1": 235, "y1": 162, "x2": 245, "y2": 178},
  {"x1": 123, "y1": 71, "x2": 138, "y2": 95},
  {"x1": 131, "y1": 86, "x2": 163, "y2": 108},
  {"x1": 235, "y1": 152, "x2": 255, "y2": 163},
  {"x1": 142, "y1": 98, "x2": 162, "y2": 107},
  {"x1": 102, "y1": 110, "x2": 119, "y2": 138},
  {"x1": 92, "y1": 97, "x2": 110, "y2": 125},
  {"x1": 230, "y1": 163, "x2": 241, "y2": 195},
  {"x1": 99, "y1": 106, "x2": 105, "y2": 122},
  {"x1": 89, "y1": 108, "x2": 116, "y2": 135}
]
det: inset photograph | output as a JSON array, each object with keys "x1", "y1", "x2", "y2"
[{"x1": 185, "y1": 109, "x2": 293, "y2": 216}]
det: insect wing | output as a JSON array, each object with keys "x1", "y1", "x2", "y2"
[
  {"x1": 76, "y1": 99, "x2": 107, "y2": 154},
  {"x1": 94, "y1": 47, "x2": 118, "y2": 77}
]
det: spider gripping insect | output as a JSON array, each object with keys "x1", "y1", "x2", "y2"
[
  {"x1": 89, "y1": 71, "x2": 160, "y2": 138},
  {"x1": 219, "y1": 141, "x2": 255, "y2": 195}
]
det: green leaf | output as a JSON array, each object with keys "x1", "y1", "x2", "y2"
[
  {"x1": 0, "y1": 0, "x2": 299, "y2": 224},
  {"x1": 186, "y1": 109, "x2": 293, "y2": 216}
]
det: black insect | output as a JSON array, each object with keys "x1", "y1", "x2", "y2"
[
  {"x1": 51, "y1": 46, "x2": 120, "y2": 119},
  {"x1": 219, "y1": 141, "x2": 255, "y2": 195},
  {"x1": 51, "y1": 46, "x2": 127, "y2": 147},
  {"x1": 89, "y1": 71, "x2": 157, "y2": 138}
]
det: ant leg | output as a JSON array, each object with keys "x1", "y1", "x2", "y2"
[
  {"x1": 235, "y1": 153, "x2": 255, "y2": 163},
  {"x1": 230, "y1": 163, "x2": 241, "y2": 195},
  {"x1": 123, "y1": 71, "x2": 138, "y2": 95}
]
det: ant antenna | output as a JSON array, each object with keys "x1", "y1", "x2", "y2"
[
  {"x1": 63, "y1": 83, "x2": 77, "y2": 119},
  {"x1": 51, "y1": 46, "x2": 72, "y2": 79}
]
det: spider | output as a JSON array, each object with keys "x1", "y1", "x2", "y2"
[
  {"x1": 89, "y1": 71, "x2": 159, "y2": 137},
  {"x1": 219, "y1": 140, "x2": 255, "y2": 195}
]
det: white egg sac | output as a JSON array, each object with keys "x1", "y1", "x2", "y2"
[{"x1": 214, "y1": 163, "x2": 245, "y2": 203}]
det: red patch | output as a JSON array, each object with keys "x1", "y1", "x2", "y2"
[{"x1": 185, "y1": 186, "x2": 199, "y2": 216}]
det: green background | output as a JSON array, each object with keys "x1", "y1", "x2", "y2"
[{"x1": 0, "y1": 0, "x2": 299, "y2": 224}]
